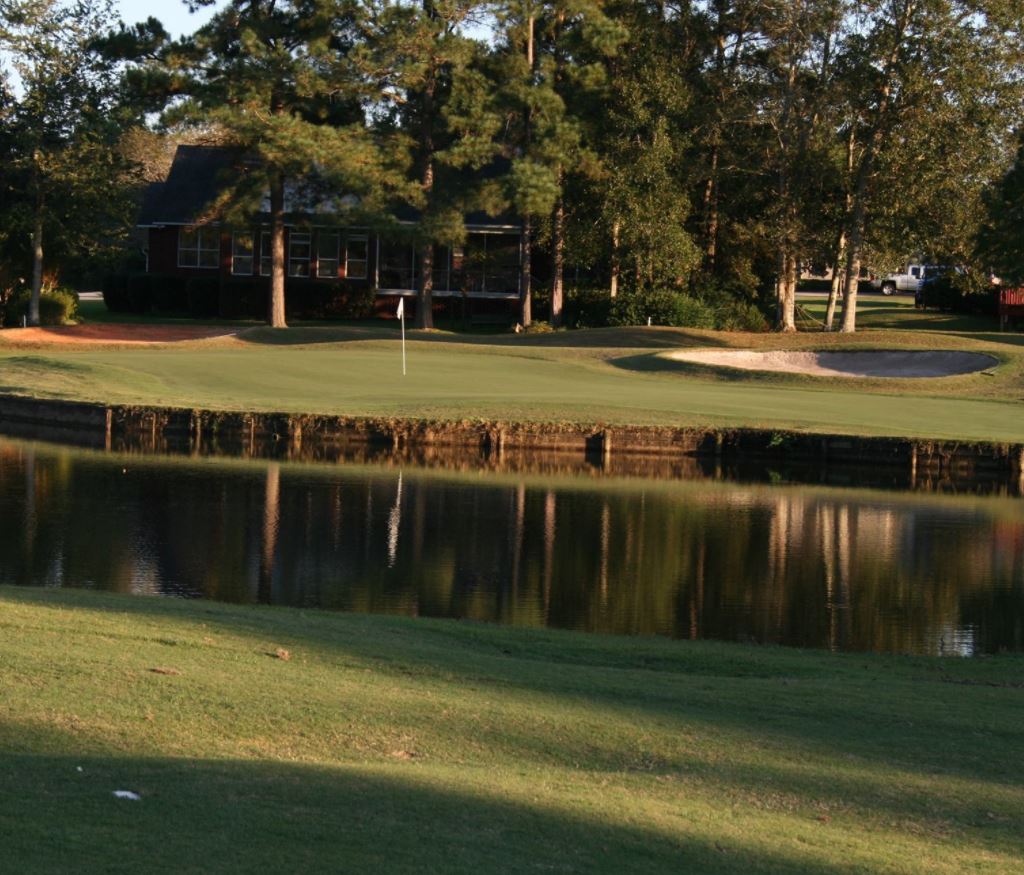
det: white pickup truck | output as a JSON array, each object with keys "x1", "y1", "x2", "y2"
[{"x1": 870, "y1": 264, "x2": 945, "y2": 295}]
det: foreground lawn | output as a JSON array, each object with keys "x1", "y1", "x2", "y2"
[
  {"x1": 1, "y1": 587, "x2": 1021, "y2": 874},
  {"x1": 1, "y1": 312, "x2": 1024, "y2": 441}
]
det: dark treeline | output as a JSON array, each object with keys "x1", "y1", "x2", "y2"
[{"x1": 2, "y1": 0, "x2": 1023, "y2": 332}]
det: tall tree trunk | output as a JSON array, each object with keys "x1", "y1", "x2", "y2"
[
  {"x1": 774, "y1": 38, "x2": 800, "y2": 334},
  {"x1": 416, "y1": 70, "x2": 436, "y2": 330},
  {"x1": 417, "y1": 236, "x2": 434, "y2": 329},
  {"x1": 702, "y1": 146, "x2": 719, "y2": 271},
  {"x1": 840, "y1": 245, "x2": 862, "y2": 334},
  {"x1": 776, "y1": 249, "x2": 797, "y2": 332},
  {"x1": 518, "y1": 15, "x2": 535, "y2": 328},
  {"x1": 610, "y1": 219, "x2": 620, "y2": 298},
  {"x1": 549, "y1": 12, "x2": 566, "y2": 328},
  {"x1": 268, "y1": 171, "x2": 287, "y2": 328},
  {"x1": 825, "y1": 129, "x2": 855, "y2": 331},
  {"x1": 519, "y1": 218, "x2": 532, "y2": 326},
  {"x1": 29, "y1": 201, "x2": 43, "y2": 327},
  {"x1": 703, "y1": 2, "x2": 727, "y2": 272},
  {"x1": 824, "y1": 230, "x2": 846, "y2": 331},
  {"x1": 550, "y1": 180, "x2": 565, "y2": 328}
]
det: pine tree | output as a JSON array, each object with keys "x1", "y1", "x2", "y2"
[
  {"x1": 361, "y1": 0, "x2": 487, "y2": 330},
  {"x1": 493, "y1": 0, "x2": 624, "y2": 327},
  {"x1": 148, "y1": 0, "x2": 406, "y2": 328}
]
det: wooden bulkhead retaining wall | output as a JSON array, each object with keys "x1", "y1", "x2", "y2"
[{"x1": 0, "y1": 393, "x2": 1022, "y2": 486}]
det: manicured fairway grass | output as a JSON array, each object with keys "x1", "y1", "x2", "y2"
[
  {"x1": 2, "y1": 312, "x2": 1024, "y2": 441},
  {"x1": 796, "y1": 292, "x2": 1004, "y2": 334},
  {"x1": 1, "y1": 587, "x2": 1021, "y2": 874}
]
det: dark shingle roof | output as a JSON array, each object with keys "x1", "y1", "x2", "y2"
[
  {"x1": 137, "y1": 144, "x2": 518, "y2": 228},
  {"x1": 136, "y1": 145, "x2": 239, "y2": 225}
]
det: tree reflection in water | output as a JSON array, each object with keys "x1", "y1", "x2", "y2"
[{"x1": 0, "y1": 438, "x2": 1021, "y2": 655}]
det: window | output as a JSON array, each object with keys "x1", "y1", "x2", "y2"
[
  {"x1": 345, "y1": 235, "x2": 368, "y2": 280},
  {"x1": 431, "y1": 245, "x2": 451, "y2": 291},
  {"x1": 289, "y1": 232, "x2": 311, "y2": 277},
  {"x1": 378, "y1": 239, "x2": 414, "y2": 289},
  {"x1": 231, "y1": 233, "x2": 254, "y2": 276},
  {"x1": 260, "y1": 231, "x2": 272, "y2": 276},
  {"x1": 910, "y1": 266, "x2": 921, "y2": 278},
  {"x1": 178, "y1": 226, "x2": 219, "y2": 268},
  {"x1": 317, "y1": 232, "x2": 340, "y2": 279}
]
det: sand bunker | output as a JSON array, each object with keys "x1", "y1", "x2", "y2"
[{"x1": 665, "y1": 349, "x2": 997, "y2": 378}]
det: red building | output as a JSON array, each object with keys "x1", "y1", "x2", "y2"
[{"x1": 137, "y1": 145, "x2": 523, "y2": 318}]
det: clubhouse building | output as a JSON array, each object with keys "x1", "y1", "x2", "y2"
[{"x1": 136, "y1": 145, "x2": 523, "y2": 318}]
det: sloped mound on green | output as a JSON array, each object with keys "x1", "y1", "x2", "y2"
[{"x1": 665, "y1": 348, "x2": 997, "y2": 378}]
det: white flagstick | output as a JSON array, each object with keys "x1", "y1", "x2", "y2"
[{"x1": 396, "y1": 297, "x2": 406, "y2": 376}]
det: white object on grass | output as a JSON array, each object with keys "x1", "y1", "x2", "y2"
[{"x1": 113, "y1": 790, "x2": 141, "y2": 801}]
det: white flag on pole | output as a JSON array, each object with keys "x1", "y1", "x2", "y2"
[{"x1": 397, "y1": 298, "x2": 406, "y2": 376}]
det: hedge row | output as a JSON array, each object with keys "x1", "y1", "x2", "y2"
[
  {"x1": 918, "y1": 274, "x2": 998, "y2": 315},
  {"x1": 564, "y1": 288, "x2": 769, "y2": 331},
  {"x1": 102, "y1": 273, "x2": 377, "y2": 321}
]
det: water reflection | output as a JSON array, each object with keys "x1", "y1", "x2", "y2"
[{"x1": 1, "y1": 438, "x2": 1021, "y2": 655}]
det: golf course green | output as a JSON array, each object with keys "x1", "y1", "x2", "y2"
[{"x1": 1, "y1": 297, "x2": 1023, "y2": 442}]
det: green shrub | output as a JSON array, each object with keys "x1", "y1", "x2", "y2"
[
  {"x1": 101, "y1": 273, "x2": 130, "y2": 312},
  {"x1": 126, "y1": 274, "x2": 154, "y2": 314},
  {"x1": 152, "y1": 275, "x2": 188, "y2": 313},
  {"x1": 919, "y1": 270, "x2": 991, "y2": 313},
  {"x1": 339, "y1": 284, "x2": 377, "y2": 319},
  {"x1": 220, "y1": 279, "x2": 266, "y2": 319},
  {"x1": 286, "y1": 279, "x2": 379, "y2": 320},
  {"x1": 689, "y1": 274, "x2": 770, "y2": 331},
  {"x1": 960, "y1": 289, "x2": 998, "y2": 316},
  {"x1": 3, "y1": 286, "x2": 79, "y2": 326},
  {"x1": 566, "y1": 283, "x2": 768, "y2": 332},
  {"x1": 187, "y1": 277, "x2": 221, "y2": 318},
  {"x1": 564, "y1": 289, "x2": 613, "y2": 328},
  {"x1": 523, "y1": 320, "x2": 555, "y2": 333},
  {"x1": 714, "y1": 299, "x2": 770, "y2": 332},
  {"x1": 608, "y1": 289, "x2": 716, "y2": 329}
]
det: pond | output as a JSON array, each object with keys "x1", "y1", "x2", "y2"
[{"x1": 1, "y1": 436, "x2": 1021, "y2": 655}]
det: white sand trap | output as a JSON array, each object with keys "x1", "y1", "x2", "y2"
[{"x1": 664, "y1": 349, "x2": 997, "y2": 378}]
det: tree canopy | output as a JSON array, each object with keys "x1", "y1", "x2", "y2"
[{"x1": 1, "y1": 0, "x2": 1023, "y2": 331}]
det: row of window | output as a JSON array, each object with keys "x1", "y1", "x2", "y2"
[{"x1": 177, "y1": 228, "x2": 368, "y2": 280}]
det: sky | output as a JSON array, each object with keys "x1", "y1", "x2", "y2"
[{"x1": 114, "y1": 0, "x2": 223, "y2": 38}]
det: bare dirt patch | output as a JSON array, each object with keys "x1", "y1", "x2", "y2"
[
  {"x1": 0, "y1": 324, "x2": 237, "y2": 346},
  {"x1": 664, "y1": 349, "x2": 998, "y2": 378}
]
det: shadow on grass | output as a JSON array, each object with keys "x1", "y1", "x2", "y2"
[
  {"x1": 76, "y1": 300, "x2": 253, "y2": 328},
  {"x1": 0, "y1": 356, "x2": 97, "y2": 395},
  {"x1": 234, "y1": 324, "x2": 730, "y2": 351},
  {"x1": 0, "y1": 355, "x2": 92, "y2": 373},
  {"x1": 5, "y1": 587, "x2": 1023, "y2": 812},
  {"x1": 0, "y1": 743, "x2": 881, "y2": 875},
  {"x1": 609, "y1": 352, "x2": 829, "y2": 388},
  {"x1": 610, "y1": 352, "x2": 777, "y2": 381},
  {"x1": 961, "y1": 331, "x2": 1024, "y2": 348}
]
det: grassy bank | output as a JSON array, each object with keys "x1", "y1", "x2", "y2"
[
  {"x1": 1, "y1": 313, "x2": 1024, "y2": 442},
  {"x1": 1, "y1": 587, "x2": 1022, "y2": 874}
]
